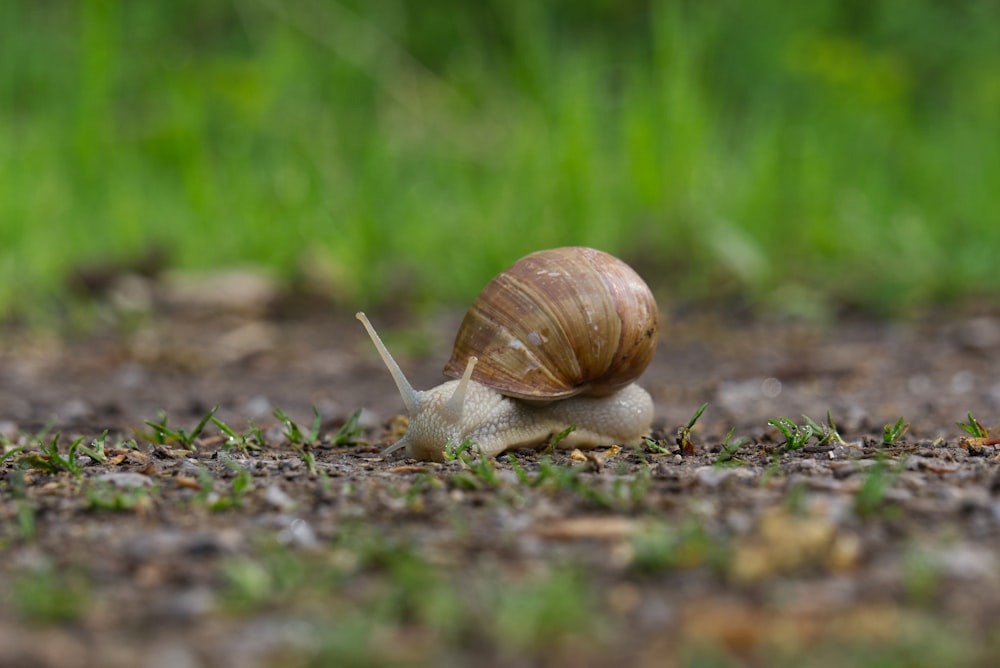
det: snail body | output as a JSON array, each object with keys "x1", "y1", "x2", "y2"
[{"x1": 357, "y1": 247, "x2": 658, "y2": 461}]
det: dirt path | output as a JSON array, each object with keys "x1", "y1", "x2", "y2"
[{"x1": 2, "y1": 304, "x2": 999, "y2": 666}]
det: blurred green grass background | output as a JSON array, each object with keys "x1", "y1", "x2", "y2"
[{"x1": 2, "y1": 0, "x2": 998, "y2": 320}]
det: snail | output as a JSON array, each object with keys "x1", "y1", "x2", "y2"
[{"x1": 356, "y1": 246, "x2": 659, "y2": 461}]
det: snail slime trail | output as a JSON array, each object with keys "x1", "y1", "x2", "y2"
[{"x1": 358, "y1": 247, "x2": 659, "y2": 462}]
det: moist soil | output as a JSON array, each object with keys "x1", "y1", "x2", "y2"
[{"x1": 2, "y1": 292, "x2": 1000, "y2": 667}]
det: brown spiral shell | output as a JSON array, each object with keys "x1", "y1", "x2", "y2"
[{"x1": 443, "y1": 247, "x2": 659, "y2": 401}]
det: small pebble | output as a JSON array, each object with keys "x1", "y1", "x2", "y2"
[
  {"x1": 0, "y1": 420, "x2": 18, "y2": 440},
  {"x1": 97, "y1": 472, "x2": 154, "y2": 488},
  {"x1": 264, "y1": 484, "x2": 297, "y2": 512},
  {"x1": 276, "y1": 517, "x2": 318, "y2": 549}
]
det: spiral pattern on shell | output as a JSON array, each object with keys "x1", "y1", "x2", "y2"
[{"x1": 443, "y1": 247, "x2": 659, "y2": 401}]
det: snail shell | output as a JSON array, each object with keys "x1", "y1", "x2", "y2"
[{"x1": 442, "y1": 246, "x2": 659, "y2": 401}]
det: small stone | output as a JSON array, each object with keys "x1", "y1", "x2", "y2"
[
  {"x1": 264, "y1": 483, "x2": 297, "y2": 512},
  {"x1": 276, "y1": 517, "x2": 318, "y2": 549},
  {"x1": 694, "y1": 466, "x2": 756, "y2": 487},
  {"x1": 157, "y1": 587, "x2": 215, "y2": 622},
  {"x1": 96, "y1": 472, "x2": 155, "y2": 488}
]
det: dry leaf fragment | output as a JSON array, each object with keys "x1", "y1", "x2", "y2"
[
  {"x1": 959, "y1": 436, "x2": 1000, "y2": 448},
  {"x1": 534, "y1": 516, "x2": 638, "y2": 540},
  {"x1": 174, "y1": 475, "x2": 201, "y2": 490},
  {"x1": 921, "y1": 462, "x2": 959, "y2": 474},
  {"x1": 390, "y1": 465, "x2": 427, "y2": 474},
  {"x1": 569, "y1": 445, "x2": 621, "y2": 462}
]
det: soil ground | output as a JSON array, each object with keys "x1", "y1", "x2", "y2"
[{"x1": 2, "y1": 287, "x2": 1000, "y2": 667}]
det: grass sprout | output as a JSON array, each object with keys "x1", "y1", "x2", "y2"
[
  {"x1": 677, "y1": 402, "x2": 708, "y2": 456},
  {"x1": 714, "y1": 428, "x2": 749, "y2": 466},
  {"x1": 855, "y1": 455, "x2": 908, "y2": 519},
  {"x1": 505, "y1": 453, "x2": 613, "y2": 507},
  {"x1": 0, "y1": 444, "x2": 28, "y2": 468},
  {"x1": 882, "y1": 417, "x2": 911, "y2": 446},
  {"x1": 630, "y1": 522, "x2": 721, "y2": 574},
  {"x1": 768, "y1": 417, "x2": 815, "y2": 451},
  {"x1": 769, "y1": 412, "x2": 843, "y2": 451},
  {"x1": 85, "y1": 481, "x2": 155, "y2": 512},
  {"x1": 957, "y1": 412, "x2": 988, "y2": 438},
  {"x1": 273, "y1": 407, "x2": 321, "y2": 445},
  {"x1": 331, "y1": 409, "x2": 365, "y2": 447},
  {"x1": 641, "y1": 436, "x2": 671, "y2": 455},
  {"x1": 12, "y1": 567, "x2": 89, "y2": 624},
  {"x1": 15, "y1": 433, "x2": 93, "y2": 478},
  {"x1": 549, "y1": 425, "x2": 576, "y2": 447},
  {"x1": 442, "y1": 440, "x2": 501, "y2": 489},
  {"x1": 274, "y1": 407, "x2": 322, "y2": 475},
  {"x1": 802, "y1": 410, "x2": 847, "y2": 446},
  {"x1": 189, "y1": 462, "x2": 254, "y2": 511},
  {"x1": 75, "y1": 430, "x2": 108, "y2": 464},
  {"x1": 142, "y1": 404, "x2": 219, "y2": 450},
  {"x1": 211, "y1": 416, "x2": 265, "y2": 453},
  {"x1": 8, "y1": 468, "x2": 36, "y2": 542},
  {"x1": 443, "y1": 439, "x2": 475, "y2": 462}
]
